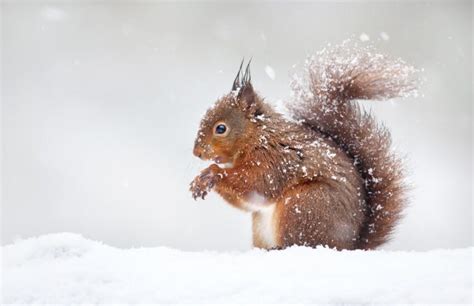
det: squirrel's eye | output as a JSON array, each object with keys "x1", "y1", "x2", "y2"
[{"x1": 215, "y1": 124, "x2": 227, "y2": 135}]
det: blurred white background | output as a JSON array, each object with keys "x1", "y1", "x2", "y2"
[{"x1": 1, "y1": 1, "x2": 472, "y2": 251}]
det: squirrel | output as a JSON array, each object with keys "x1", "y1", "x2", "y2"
[{"x1": 190, "y1": 43, "x2": 418, "y2": 250}]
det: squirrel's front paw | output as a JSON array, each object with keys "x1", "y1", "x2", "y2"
[{"x1": 190, "y1": 164, "x2": 223, "y2": 200}]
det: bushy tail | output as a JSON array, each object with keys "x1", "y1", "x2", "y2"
[{"x1": 289, "y1": 42, "x2": 419, "y2": 249}]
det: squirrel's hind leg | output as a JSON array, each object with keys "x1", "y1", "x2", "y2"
[{"x1": 273, "y1": 182, "x2": 361, "y2": 250}]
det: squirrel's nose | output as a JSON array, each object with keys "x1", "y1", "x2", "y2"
[{"x1": 193, "y1": 145, "x2": 203, "y2": 159}]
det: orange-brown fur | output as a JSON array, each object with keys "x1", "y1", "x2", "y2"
[{"x1": 190, "y1": 45, "x2": 418, "y2": 250}]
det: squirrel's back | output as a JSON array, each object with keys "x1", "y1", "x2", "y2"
[{"x1": 289, "y1": 42, "x2": 419, "y2": 249}]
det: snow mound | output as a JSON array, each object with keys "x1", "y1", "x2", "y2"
[{"x1": 1, "y1": 233, "x2": 472, "y2": 304}]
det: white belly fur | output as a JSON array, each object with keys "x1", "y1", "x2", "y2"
[
  {"x1": 245, "y1": 202, "x2": 276, "y2": 248},
  {"x1": 253, "y1": 204, "x2": 277, "y2": 248},
  {"x1": 244, "y1": 193, "x2": 277, "y2": 249}
]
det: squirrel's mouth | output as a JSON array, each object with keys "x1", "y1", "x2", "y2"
[
  {"x1": 213, "y1": 156, "x2": 226, "y2": 164},
  {"x1": 213, "y1": 156, "x2": 234, "y2": 169},
  {"x1": 217, "y1": 162, "x2": 234, "y2": 169}
]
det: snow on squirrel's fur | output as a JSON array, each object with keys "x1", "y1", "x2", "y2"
[
  {"x1": 191, "y1": 40, "x2": 420, "y2": 250},
  {"x1": 288, "y1": 40, "x2": 420, "y2": 249},
  {"x1": 2, "y1": 233, "x2": 472, "y2": 304}
]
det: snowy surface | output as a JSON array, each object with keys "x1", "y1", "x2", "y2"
[{"x1": 1, "y1": 233, "x2": 472, "y2": 304}]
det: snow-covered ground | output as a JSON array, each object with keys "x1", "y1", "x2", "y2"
[{"x1": 1, "y1": 233, "x2": 472, "y2": 304}]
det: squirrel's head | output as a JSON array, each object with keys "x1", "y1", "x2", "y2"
[{"x1": 193, "y1": 60, "x2": 265, "y2": 166}]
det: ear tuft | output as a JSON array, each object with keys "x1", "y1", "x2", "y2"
[
  {"x1": 231, "y1": 58, "x2": 252, "y2": 92},
  {"x1": 231, "y1": 59, "x2": 257, "y2": 113},
  {"x1": 231, "y1": 59, "x2": 245, "y2": 91}
]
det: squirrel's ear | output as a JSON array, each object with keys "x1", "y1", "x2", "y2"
[
  {"x1": 238, "y1": 83, "x2": 257, "y2": 113},
  {"x1": 233, "y1": 59, "x2": 259, "y2": 114}
]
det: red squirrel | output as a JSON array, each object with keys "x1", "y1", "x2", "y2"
[{"x1": 190, "y1": 43, "x2": 418, "y2": 250}]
